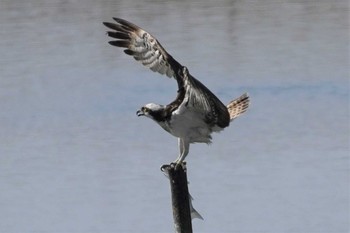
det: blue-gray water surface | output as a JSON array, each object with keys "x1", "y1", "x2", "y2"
[{"x1": 0, "y1": 0, "x2": 348, "y2": 232}]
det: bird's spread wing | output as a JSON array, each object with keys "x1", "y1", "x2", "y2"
[
  {"x1": 180, "y1": 67, "x2": 230, "y2": 128},
  {"x1": 104, "y1": 18, "x2": 230, "y2": 128},
  {"x1": 103, "y1": 18, "x2": 182, "y2": 80}
]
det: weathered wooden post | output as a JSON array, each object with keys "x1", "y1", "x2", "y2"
[{"x1": 161, "y1": 163, "x2": 193, "y2": 233}]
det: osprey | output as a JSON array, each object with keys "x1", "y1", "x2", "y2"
[{"x1": 103, "y1": 18, "x2": 250, "y2": 165}]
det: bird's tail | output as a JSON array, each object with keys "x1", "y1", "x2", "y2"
[{"x1": 226, "y1": 93, "x2": 250, "y2": 121}]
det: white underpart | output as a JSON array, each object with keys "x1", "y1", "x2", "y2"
[{"x1": 168, "y1": 101, "x2": 224, "y2": 163}]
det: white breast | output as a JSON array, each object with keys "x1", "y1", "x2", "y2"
[{"x1": 167, "y1": 106, "x2": 219, "y2": 143}]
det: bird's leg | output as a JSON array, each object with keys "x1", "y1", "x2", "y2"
[
  {"x1": 173, "y1": 138, "x2": 189, "y2": 169},
  {"x1": 173, "y1": 138, "x2": 184, "y2": 164}
]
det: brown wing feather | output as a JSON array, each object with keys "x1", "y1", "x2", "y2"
[{"x1": 181, "y1": 67, "x2": 231, "y2": 128}]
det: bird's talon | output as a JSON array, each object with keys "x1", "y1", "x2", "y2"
[
  {"x1": 175, "y1": 163, "x2": 181, "y2": 170},
  {"x1": 174, "y1": 161, "x2": 187, "y2": 170}
]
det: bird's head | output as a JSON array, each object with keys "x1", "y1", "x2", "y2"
[{"x1": 136, "y1": 103, "x2": 165, "y2": 121}]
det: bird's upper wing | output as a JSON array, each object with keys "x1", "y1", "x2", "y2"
[{"x1": 103, "y1": 18, "x2": 182, "y2": 80}]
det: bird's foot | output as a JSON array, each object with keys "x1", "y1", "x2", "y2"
[
  {"x1": 171, "y1": 161, "x2": 186, "y2": 170},
  {"x1": 160, "y1": 161, "x2": 186, "y2": 171}
]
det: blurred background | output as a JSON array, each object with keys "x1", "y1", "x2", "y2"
[{"x1": 0, "y1": 0, "x2": 348, "y2": 232}]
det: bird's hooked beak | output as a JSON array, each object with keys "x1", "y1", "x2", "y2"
[{"x1": 136, "y1": 109, "x2": 144, "y2": 117}]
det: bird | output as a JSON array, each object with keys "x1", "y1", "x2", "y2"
[{"x1": 103, "y1": 18, "x2": 250, "y2": 166}]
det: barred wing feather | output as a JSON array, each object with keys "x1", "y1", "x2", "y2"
[{"x1": 103, "y1": 18, "x2": 182, "y2": 79}]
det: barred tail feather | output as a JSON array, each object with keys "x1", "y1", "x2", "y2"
[{"x1": 226, "y1": 93, "x2": 250, "y2": 121}]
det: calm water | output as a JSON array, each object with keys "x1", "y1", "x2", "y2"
[{"x1": 0, "y1": 0, "x2": 349, "y2": 232}]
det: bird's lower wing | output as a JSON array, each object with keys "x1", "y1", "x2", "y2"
[{"x1": 180, "y1": 67, "x2": 231, "y2": 128}]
